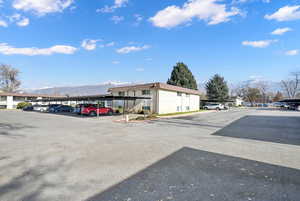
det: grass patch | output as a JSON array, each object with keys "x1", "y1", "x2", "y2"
[{"x1": 158, "y1": 110, "x2": 205, "y2": 117}]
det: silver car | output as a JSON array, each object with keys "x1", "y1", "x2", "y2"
[
  {"x1": 33, "y1": 105, "x2": 49, "y2": 112},
  {"x1": 204, "y1": 103, "x2": 225, "y2": 110}
]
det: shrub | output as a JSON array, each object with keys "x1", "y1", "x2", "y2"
[{"x1": 17, "y1": 102, "x2": 31, "y2": 109}]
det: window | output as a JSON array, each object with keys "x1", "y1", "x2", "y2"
[
  {"x1": 118, "y1": 91, "x2": 125, "y2": 96},
  {"x1": 142, "y1": 106, "x2": 151, "y2": 111},
  {"x1": 142, "y1": 90, "x2": 151, "y2": 95},
  {"x1": 186, "y1": 106, "x2": 190, "y2": 111},
  {"x1": 0, "y1": 96, "x2": 7, "y2": 101},
  {"x1": 177, "y1": 92, "x2": 182, "y2": 96},
  {"x1": 13, "y1": 96, "x2": 25, "y2": 101},
  {"x1": 177, "y1": 106, "x2": 182, "y2": 112}
]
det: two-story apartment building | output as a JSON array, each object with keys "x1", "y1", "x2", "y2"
[{"x1": 108, "y1": 82, "x2": 201, "y2": 114}]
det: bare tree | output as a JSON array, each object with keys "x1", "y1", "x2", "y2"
[
  {"x1": 273, "y1": 91, "x2": 283, "y2": 102},
  {"x1": 232, "y1": 83, "x2": 261, "y2": 106},
  {"x1": 255, "y1": 81, "x2": 269, "y2": 103},
  {"x1": 0, "y1": 64, "x2": 21, "y2": 92},
  {"x1": 281, "y1": 72, "x2": 300, "y2": 99}
]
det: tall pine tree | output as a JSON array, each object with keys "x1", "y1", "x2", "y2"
[
  {"x1": 167, "y1": 62, "x2": 198, "y2": 90},
  {"x1": 205, "y1": 74, "x2": 229, "y2": 102}
]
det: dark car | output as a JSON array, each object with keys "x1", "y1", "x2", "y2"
[
  {"x1": 47, "y1": 104, "x2": 61, "y2": 112},
  {"x1": 23, "y1": 106, "x2": 34, "y2": 111},
  {"x1": 50, "y1": 105, "x2": 73, "y2": 113}
]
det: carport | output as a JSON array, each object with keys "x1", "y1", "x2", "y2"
[
  {"x1": 30, "y1": 94, "x2": 151, "y2": 116},
  {"x1": 279, "y1": 99, "x2": 300, "y2": 110}
]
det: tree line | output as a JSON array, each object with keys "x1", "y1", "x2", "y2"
[{"x1": 167, "y1": 62, "x2": 300, "y2": 103}]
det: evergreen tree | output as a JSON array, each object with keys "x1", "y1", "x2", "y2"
[
  {"x1": 167, "y1": 62, "x2": 198, "y2": 90},
  {"x1": 205, "y1": 74, "x2": 229, "y2": 102}
]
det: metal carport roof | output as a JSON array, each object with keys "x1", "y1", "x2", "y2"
[{"x1": 30, "y1": 94, "x2": 151, "y2": 102}]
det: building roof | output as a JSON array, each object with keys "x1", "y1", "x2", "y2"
[
  {"x1": 0, "y1": 92, "x2": 65, "y2": 98},
  {"x1": 31, "y1": 94, "x2": 151, "y2": 102},
  {"x1": 279, "y1": 99, "x2": 300, "y2": 103},
  {"x1": 108, "y1": 82, "x2": 202, "y2": 96}
]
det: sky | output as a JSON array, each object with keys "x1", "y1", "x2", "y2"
[{"x1": 0, "y1": 0, "x2": 300, "y2": 89}]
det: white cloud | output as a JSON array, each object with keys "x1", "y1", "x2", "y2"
[
  {"x1": 232, "y1": 0, "x2": 271, "y2": 3},
  {"x1": 100, "y1": 42, "x2": 115, "y2": 48},
  {"x1": 9, "y1": 13, "x2": 21, "y2": 22},
  {"x1": 111, "y1": 15, "x2": 124, "y2": 24},
  {"x1": 133, "y1": 14, "x2": 143, "y2": 25},
  {"x1": 8, "y1": 14, "x2": 30, "y2": 27},
  {"x1": 265, "y1": 5, "x2": 300, "y2": 21},
  {"x1": 149, "y1": 0, "x2": 241, "y2": 28},
  {"x1": 0, "y1": 20, "x2": 8, "y2": 27},
  {"x1": 112, "y1": 61, "x2": 120, "y2": 64},
  {"x1": 116, "y1": 45, "x2": 150, "y2": 54},
  {"x1": 13, "y1": 0, "x2": 74, "y2": 16},
  {"x1": 16, "y1": 17, "x2": 30, "y2": 26},
  {"x1": 271, "y1": 27, "x2": 292, "y2": 35},
  {"x1": 242, "y1": 40, "x2": 277, "y2": 48},
  {"x1": 285, "y1": 49, "x2": 299, "y2": 56},
  {"x1": 0, "y1": 43, "x2": 77, "y2": 56},
  {"x1": 97, "y1": 0, "x2": 128, "y2": 13},
  {"x1": 81, "y1": 39, "x2": 100, "y2": 51}
]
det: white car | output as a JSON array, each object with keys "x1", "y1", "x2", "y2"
[
  {"x1": 204, "y1": 103, "x2": 225, "y2": 110},
  {"x1": 33, "y1": 105, "x2": 49, "y2": 112}
]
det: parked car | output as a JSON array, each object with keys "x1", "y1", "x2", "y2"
[
  {"x1": 23, "y1": 105, "x2": 34, "y2": 111},
  {"x1": 81, "y1": 105, "x2": 113, "y2": 116},
  {"x1": 272, "y1": 102, "x2": 283, "y2": 107},
  {"x1": 280, "y1": 103, "x2": 290, "y2": 109},
  {"x1": 50, "y1": 105, "x2": 73, "y2": 113},
  {"x1": 33, "y1": 105, "x2": 49, "y2": 112},
  {"x1": 47, "y1": 104, "x2": 61, "y2": 112},
  {"x1": 74, "y1": 104, "x2": 94, "y2": 114},
  {"x1": 204, "y1": 103, "x2": 225, "y2": 110}
]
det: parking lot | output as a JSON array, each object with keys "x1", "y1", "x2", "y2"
[{"x1": 1, "y1": 108, "x2": 300, "y2": 201}]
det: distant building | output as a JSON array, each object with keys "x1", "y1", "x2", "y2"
[
  {"x1": 108, "y1": 82, "x2": 201, "y2": 114},
  {"x1": 0, "y1": 92, "x2": 64, "y2": 109},
  {"x1": 232, "y1": 97, "x2": 244, "y2": 106}
]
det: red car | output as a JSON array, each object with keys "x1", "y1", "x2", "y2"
[{"x1": 81, "y1": 105, "x2": 113, "y2": 116}]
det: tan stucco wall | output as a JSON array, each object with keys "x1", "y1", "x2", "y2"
[{"x1": 157, "y1": 90, "x2": 200, "y2": 114}]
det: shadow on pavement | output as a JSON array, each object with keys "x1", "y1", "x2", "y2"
[
  {"x1": 0, "y1": 157, "x2": 76, "y2": 201},
  {"x1": 149, "y1": 118, "x2": 223, "y2": 129},
  {"x1": 213, "y1": 115, "x2": 300, "y2": 146},
  {"x1": 0, "y1": 123, "x2": 35, "y2": 138},
  {"x1": 28, "y1": 111, "x2": 122, "y2": 119},
  {"x1": 86, "y1": 147, "x2": 300, "y2": 201}
]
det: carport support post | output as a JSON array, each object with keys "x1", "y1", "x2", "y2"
[{"x1": 97, "y1": 101, "x2": 99, "y2": 119}]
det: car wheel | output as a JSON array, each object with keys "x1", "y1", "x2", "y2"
[
  {"x1": 216, "y1": 108, "x2": 220, "y2": 111},
  {"x1": 204, "y1": 107, "x2": 208, "y2": 110},
  {"x1": 89, "y1": 111, "x2": 97, "y2": 117}
]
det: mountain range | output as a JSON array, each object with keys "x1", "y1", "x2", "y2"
[{"x1": 24, "y1": 81, "x2": 281, "y2": 96}]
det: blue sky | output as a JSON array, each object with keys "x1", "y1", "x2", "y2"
[{"x1": 0, "y1": 0, "x2": 300, "y2": 89}]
